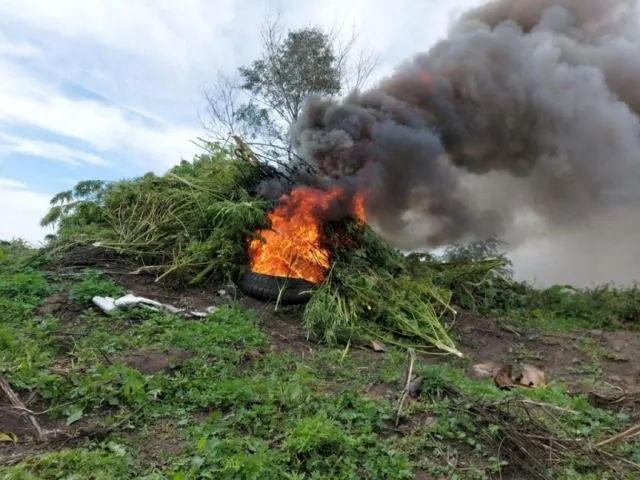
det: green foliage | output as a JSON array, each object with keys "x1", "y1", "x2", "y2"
[
  {"x1": 0, "y1": 241, "x2": 53, "y2": 323},
  {"x1": 69, "y1": 269, "x2": 124, "y2": 303},
  {"x1": 40, "y1": 180, "x2": 111, "y2": 237},
  {"x1": 237, "y1": 26, "x2": 341, "y2": 142},
  {"x1": 303, "y1": 222, "x2": 487, "y2": 356},
  {"x1": 512, "y1": 283, "x2": 640, "y2": 331},
  {"x1": 0, "y1": 248, "x2": 415, "y2": 478},
  {"x1": 395, "y1": 364, "x2": 636, "y2": 479},
  {"x1": 41, "y1": 144, "x2": 272, "y2": 284},
  {"x1": 1, "y1": 447, "x2": 133, "y2": 480},
  {"x1": 1, "y1": 245, "x2": 639, "y2": 479},
  {"x1": 443, "y1": 236, "x2": 513, "y2": 276}
]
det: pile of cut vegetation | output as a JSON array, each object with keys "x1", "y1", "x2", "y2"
[{"x1": 39, "y1": 140, "x2": 640, "y2": 357}]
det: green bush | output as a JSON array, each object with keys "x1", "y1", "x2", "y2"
[{"x1": 41, "y1": 143, "x2": 273, "y2": 284}]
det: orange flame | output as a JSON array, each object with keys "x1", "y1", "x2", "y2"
[
  {"x1": 420, "y1": 72, "x2": 433, "y2": 83},
  {"x1": 353, "y1": 192, "x2": 366, "y2": 225},
  {"x1": 248, "y1": 186, "x2": 365, "y2": 284}
]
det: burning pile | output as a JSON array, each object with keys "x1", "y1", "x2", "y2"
[
  {"x1": 247, "y1": 186, "x2": 365, "y2": 285},
  {"x1": 240, "y1": 181, "x2": 471, "y2": 358}
]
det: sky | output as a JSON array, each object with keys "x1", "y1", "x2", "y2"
[
  {"x1": 2, "y1": 0, "x2": 636, "y2": 287},
  {"x1": 0, "y1": 0, "x2": 485, "y2": 244}
]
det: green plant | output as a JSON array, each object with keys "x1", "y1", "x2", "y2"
[
  {"x1": 69, "y1": 269, "x2": 124, "y2": 303},
  {"x1": 41, "y1": 143, "x2": 273, "y2": 284}
]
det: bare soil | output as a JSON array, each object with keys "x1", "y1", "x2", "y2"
[
  {"x1": 120, "y1": 349, "x2": 194, "y2": 375},
  {"x1": 100, "y1": 268, "x2": 640, "y2": 409},
  {"x1": 5, "y1": 255, "x2": 640, "y2": 476},
  {"x1": 454, "y1": 312, "x2": 640, "y2": 403}
]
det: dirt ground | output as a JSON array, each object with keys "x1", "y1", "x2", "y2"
[
  {"x1": 58, "y1": 264, "x2": 640, "y2": 407},
  {"x1": 4, "y1": 258, "x2": 640, "y2": 476},
  {"x1": 129, "y1": 271, "x2": 640, "y2": 377}
]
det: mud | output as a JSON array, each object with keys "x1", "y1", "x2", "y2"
[{"x1": 120, "y1": 349, "x2": 193, "y2": 375}]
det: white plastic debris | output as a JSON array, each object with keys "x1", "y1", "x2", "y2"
[
  {"x1": 114, "y1": 294, "x2": 164, "y2": 309},
  {"x1": 92, "y1": 294, "x2": 216, "y2": 319},
  {"x1": 92, "y1": 296, "x2": 117, "y2": 314}
]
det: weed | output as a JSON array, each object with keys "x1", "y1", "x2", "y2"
[
  {"x1": 3, "y1": 208, "x2": 640, "y2": 478},
  {"x1": 68, "y1": 269, "x2": 124, "y2": 303},
  {"x1": 41, "y1": 145, "x2": 273, "y2": 285}
]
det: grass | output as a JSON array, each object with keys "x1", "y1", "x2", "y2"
[
  {"x1": 1, "y1": 242, "x2": 640, "y2": 479},
  {"x1": 5, "y1": 139, "x2": 640, "y2": 477},
  {"x1": 41, "y1": 144, "x2": 274, "y2": 286},
  {"x1": 34, "y1": 141, "x2": 640, "y2": 358}
]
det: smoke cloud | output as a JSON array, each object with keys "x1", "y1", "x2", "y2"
[{"x1": 289, "y1": 0, "x2": 640, "y2": 269}]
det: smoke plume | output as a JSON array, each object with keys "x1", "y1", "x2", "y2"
[{"x1": 290, "y1": 0, "x2": 640, "y2": 260}]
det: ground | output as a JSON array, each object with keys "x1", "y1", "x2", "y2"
[{"x1": 1, "y1": 246, "x2": 640, "y2": 479}]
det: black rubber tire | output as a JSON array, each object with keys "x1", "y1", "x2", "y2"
[{"x1": 237, "y1": 271, "x2": 315, "y2": 305}]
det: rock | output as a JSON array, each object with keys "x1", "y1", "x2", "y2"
[{"x1": 469, "y1": 362, "x2": 502, "y2": 380}]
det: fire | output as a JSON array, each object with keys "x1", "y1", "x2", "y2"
[
  {"x1": 248, "y1": 186, "x2": 365, "y2": 284},
  {"x1": 420, "y1": 72, "x2": 432, "y2": 83},
  {"x1": 353, "y1": 192, "x2": 366, "y2": 224}
]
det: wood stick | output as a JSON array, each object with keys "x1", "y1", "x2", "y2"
[
  {"x1": 595, "y1": 424, "x2": 640, "y2": 448},
  {"x1": 0, "y1": 376, "x2": 48, "y2": 442},
  {"x1": 395, "y1": 348, "x2": 416, "y2": 426}
]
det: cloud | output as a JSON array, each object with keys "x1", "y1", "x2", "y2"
[
  {"x1": 0, "y1": 54, "x2": 200, "y2": 174},
  {"x1": 0, "y1": 0, "x2": 239, "y2": 70},
  {"x1": 0, "y1": 133, "x2": 111, "y2": 167},
  {"x1": 0, "y1": 39, "x2": 40, "y2": 59},
  {"x1": 0, "y1": 178, "x2": 52, "y2": 244},
  {"x1": 0, "y1": 177, "x2": 27, "y2": 189}
]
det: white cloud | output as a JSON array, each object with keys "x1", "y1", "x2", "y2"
[
  {"x1": 0, "y1": 0, "x2": 239, "y2": 69},
  {"x1": 0, "y1": 56, "x2": 200, "y2": 173},
  {"x1": 0, "y1": 133, "x2": 111, "y2": 167},
  {"x1": 0, "y1": 177, "x2": 27, "y2": 189},
  {"x1": 0, "y1": 40, "x2": 40, "y2": 59},
  {"x1": 0, "y1": 179, "x2": 52, "y2": 245}
]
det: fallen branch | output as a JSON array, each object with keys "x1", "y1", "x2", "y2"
[
  {"x1": 595, "y1": 424, "x2": 640, "y2": 448},
  {"x1": 0, "y1": 376, "x2": 51, "y2": 442},
  {"x1": 435, "y1": 383, "x2": 640, "y2": 479},
  {"x1": 395, "y1": 348, "x2": 416, "y2": 426},
  {"x1": 489, "y1": 398, "x2": 579, "y2": 415}
]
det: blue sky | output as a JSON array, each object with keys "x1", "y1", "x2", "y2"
[
  {"x1": 5, "y1": 0, "x2": 635, "y2": 287},
  {"x1": 0, "y1": 0, "x2": 485, "y2": 244}
]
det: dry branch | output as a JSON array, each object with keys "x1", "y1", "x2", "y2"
[
  {"x1": 395, "y1": 348, "x2": 416, "y2": 426},
  {"x1": 0, "y1": 376, "x2": 50, "y2": 442}
]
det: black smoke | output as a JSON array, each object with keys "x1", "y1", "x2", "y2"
[{"x1": 289, "y1": 0, "x2": 640, "y2": 250}]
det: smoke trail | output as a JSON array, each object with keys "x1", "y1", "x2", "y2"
[{"x1": 290, "y1": 0, "x2": 640, "y2": 253}]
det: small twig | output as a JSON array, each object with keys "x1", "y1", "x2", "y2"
[
  {"x1": 395, "y1": 348, "x2": 416, "y2": 426},
  {"x1": 97, "y1": 348, "x2": 113, "y2": 365},
  {"x1": 487, "y1": 397, "x2": 579, "y2": 415},
  {"x1": 0, "y1": 400, "x2": 76, "y2": 417},
  {"x1": 517, "y1": 399, "x2": 580, "y2": 415},
  {"x1": 498, "y1": 322, "x2": 522, "y2": 337},
  {"x1": 66, "y1": 403, "x2": 149, "y2": 444},
  {"x1": 595, "y1": 424, "x2": 640, "y2": 448},
  {"x1": 597, "y1": 449, "x2": 640, "y2": 472},
  {"x1": 0, "y1": 376, "x2": 48, "y2": 442},
  {"x1": 0, "y1": 451, "x2": 37, "y2": 467},
  {"x1": 126, "y1": 265, "x2": 163, "y2": 275}
]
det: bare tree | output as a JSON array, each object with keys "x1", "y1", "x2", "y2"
[
  {"x1": 201, "y1": 72, "x2": 249, "y2": 147},
  {"x1": 202, "y1": 13, "x2": 379, "y2": 165},
  {"x1": 325, "y1": 20, "x2": 380, "y2": 94}
]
